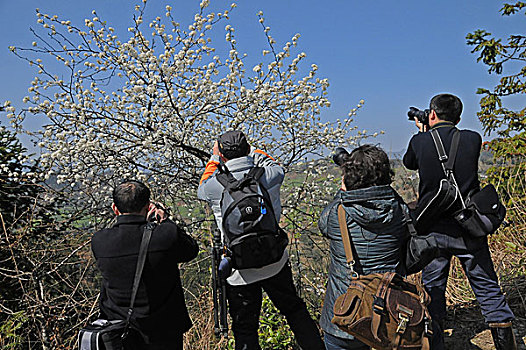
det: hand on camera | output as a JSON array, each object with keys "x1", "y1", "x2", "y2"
[
  {"x1": 147, "y1": 202, "x2": 169, "y2": 223},
  {"x1": 414, "y1": 117, "x2": 428, "y2": 132}
]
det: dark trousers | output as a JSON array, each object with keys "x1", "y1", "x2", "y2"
[
  {"x1": 422, "y1": 231, "x2": 514, "y2": 350},
  {"x1": 226, "y1": 263, "x2": 325, "y2": 350},
  {"x1": 126, "y1": 331, "x2": 182, "y2": 350}
]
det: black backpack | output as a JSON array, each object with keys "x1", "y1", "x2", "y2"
[{"x1": 216, "y1": 165, "x2": 288, "y2": 269}]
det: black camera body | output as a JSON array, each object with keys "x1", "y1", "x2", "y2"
[
  {"x1": 332, "y1": 147, "x2": 349, "y2": 166},
  {"x1": 147, "y1": 202, "x2": 170, "y2": 222},
  {"x1": 407, "y1": 107, "x2": 430, "y2": 126}
]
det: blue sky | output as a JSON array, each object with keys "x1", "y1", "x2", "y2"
[{"x1": 0, "y1": 0, "x2": 523, "y2": 153}]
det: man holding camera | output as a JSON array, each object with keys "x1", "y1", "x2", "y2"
[
  {"x1": 197, "y1": 130, "x2": 325, "y2": 350},
  {"x1": 91, "y1": 180, "x2": 199, "y2": 349},
  {"x1": 403, "y1": 94, "x2": 516, "y2": 350}
]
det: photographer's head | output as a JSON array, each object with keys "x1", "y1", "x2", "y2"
[
  {"x1": 429, "y1": 94, "x2": 463, "y2": 125},
  {"x1": 112, "y1": 180, "x2": 150, "y2": 215},
  {"x1": 217, "y1": 130, "x2": 250, "y2": 161},
  {"x1": 341, "y1": 145, "x2": 393, "y2": 191}
]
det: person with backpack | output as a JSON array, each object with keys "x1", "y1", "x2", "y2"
[
  {"x1": 318, "y1": 145, "x2": 410, "y2": 350},
  {"x1": 403, "y1": 93, "x2": 517, "y2": 350},
  {"x1": 197, "y1": 130, "x2": 325, "y2": 350}
]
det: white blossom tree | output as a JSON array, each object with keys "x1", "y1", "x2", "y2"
[
  {"x1": 7, "y1": 0, "x2": 364, "y2": 222},
  {"x1": 4, "y1": 1, "x2": 369, "y2": 347}
]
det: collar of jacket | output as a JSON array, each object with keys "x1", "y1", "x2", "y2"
[
  {"x1": 430, "y1": 121, "x2": 455, "y2": 130},
  {"x1": 114, "y1": 214, "x2": 147, "y2": 226},
  {"x1": 338, "y1": 185, "x2": 395, "y2": 204},
  {"x1": 224, "y1": 156, "x2": 255, "y2": 172}
]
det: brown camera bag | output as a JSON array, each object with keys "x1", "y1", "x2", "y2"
[{"x1": 331, "y1": 205, "x2": 433, "y2": 350}]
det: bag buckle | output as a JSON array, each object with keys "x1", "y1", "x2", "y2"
[
  {"x1": 396, "y1": 314, "x2": 409, "y2": 334},
  {"x1": 424, "y1": 317, "x2": 433, "y2": 337},
  {"x1": 373, "y1": 296, "x2": 385, "y2": 315},
  {"x1": 348, "y1": 261, "x2": 359, "y2": 278}
]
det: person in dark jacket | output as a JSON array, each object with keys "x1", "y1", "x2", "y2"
[
  {"x1": 91, "y1": 180, "x2": 199, "y2": 350},
  {"x1": 318, "y1": 145, "x2": 408, "y2": 350},
  {"x1": 403, "y1": 93, "x2": 516, "y2": 350}
]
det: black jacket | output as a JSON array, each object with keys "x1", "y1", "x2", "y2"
[
  {"x1": 403, "y1": 122, "x2": 482, "y2": 231},
  {"x1": 91, "y1": 215, "x2": 199, "y2": 343}
]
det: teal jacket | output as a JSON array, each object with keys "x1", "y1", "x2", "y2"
[{"x1": 318, "y1": 185, "x2": 408, "y2": 339}]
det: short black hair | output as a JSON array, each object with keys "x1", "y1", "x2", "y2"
[
  {"x1": 341, "y1": 145, "x2": 393, "y2": 191},
  {"x1": 112, "y1": 180, "x2": 150, "y2": 213},
  {"x1": 429, "y1": 94, "x2": 463, "y2": 123}
]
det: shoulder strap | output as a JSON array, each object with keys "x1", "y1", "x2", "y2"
[
  {"x1": 123, "y1": 222, "x2": 155, "y2": 335},
  {"x1": 430, "y1": 129, "x2": 448, "y2": 164},
  {"x1": 444, "y1": 130, "x2": 460, "y2": 172},
  {"x1": 216, "y1": 164, "x2": 237, "y2": 188},
  {"x1": 247, "y1": 166, "x2": 264, "y2": 181},
  {"x1": 337, "y1": 205, "x2": 358, "y2": 278},
  {"x1": 402, "y1": 208, "x2": 417, "y2": 237},
  {"x1": 430, "y1": 128, "x2": 460, "y2": 175},
  {"x1": 430, "y1": 129, "x2": 465, "y2": 208},
  {"x1": 392, "y1": 191, "x2": 418, "y2": 237}
]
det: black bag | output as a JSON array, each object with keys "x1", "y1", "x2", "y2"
[
  {"x1": 454, "y1": 184, "x2": 506, "y2": 237},
  {"x1": 78, "y1": 320, "x2": 127, "y2": 350},
  {"x1": 402, "y1": 206, "x2": 440, "y2": 275},
  {"x1": 414, "y1": 179, "x2": 459, "y2": 233},
  {"x1": 216, "y1": 165, "x2": 288, "y2": 269},
  {"x1": 414, "y1": 129, "x2": 463, "y2": 232},
  {"x1": 78, "y1": 223, "x2": 154, "y2": 350},
  {"x1": 429, "y1": 129, "x2": 506, "y2": 237}
]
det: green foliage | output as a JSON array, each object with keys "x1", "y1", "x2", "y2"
[
  {"x1": 258, "y1": 295, "x2": 296, "y2": 350},
  {"x1": 0, "y1": 311, "x2": 27, "y2": 350},
  {"x1": 0, "y1": 123, "x2": 35, "y2": 228},
  {"x1": 466, "y1": 2, "x2": 525, "y2": 159}
]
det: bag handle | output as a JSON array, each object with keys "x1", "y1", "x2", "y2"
[
  {"x1": 337, "y1": 204, "x2": 358, "y2": 278},
  {"x1": 123, "y1": 222, "x2": 155, "y2": 338}
]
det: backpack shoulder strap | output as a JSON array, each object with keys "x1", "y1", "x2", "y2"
[
  {"x1": 216, "y1": 164, "x2": 237, "y2": 189},
  {"x1": 247, "y1": 167, "x2": 264, "y2": 181}
]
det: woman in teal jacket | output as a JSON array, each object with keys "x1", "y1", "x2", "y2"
[{"x1": 318, "y1": 145, "x2": 409, "y2": 350}]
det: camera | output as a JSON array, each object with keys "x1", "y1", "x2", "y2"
[
  {"x1": 147, "y1": 202, "x2": 170, "y2": 222},
  {"x1": 407, "y1": 107, "x2": 430, "y2": 126},
  {"x1": 332, "y1": 147, "x2": 349, "y2": 166}
]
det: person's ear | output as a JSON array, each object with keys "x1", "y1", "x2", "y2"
[
  {"x1": 111, "y1": 203, "x2": 121, "y2": 216},
  {"x1": 341, "y1": 177, "x2": 347, "y2": 191},
  {"x1": 429, "y1": 109, "x2": 438, "y2": 122}
]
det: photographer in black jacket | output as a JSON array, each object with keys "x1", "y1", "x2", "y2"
[
  {"x1": 91, "y1": 180, "x2": 199, "y2": 349},
  {"x1": 403, "y1": 94, "x2": 516, "y2": 350}
]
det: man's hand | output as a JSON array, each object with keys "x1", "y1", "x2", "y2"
[
  {"x1": 213, "y1": 140, "x2": 220, "y2": 156},
  {"x1": 414, "y1": 117, "x2": 428, "y2": 132},
  {"x1": 147, "y1": 202, "x2": 168, "y2": 222}
]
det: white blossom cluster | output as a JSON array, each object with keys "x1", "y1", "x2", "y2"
[{"x1": 8, "y1": 1, "x2": 367, "y2": 223}]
